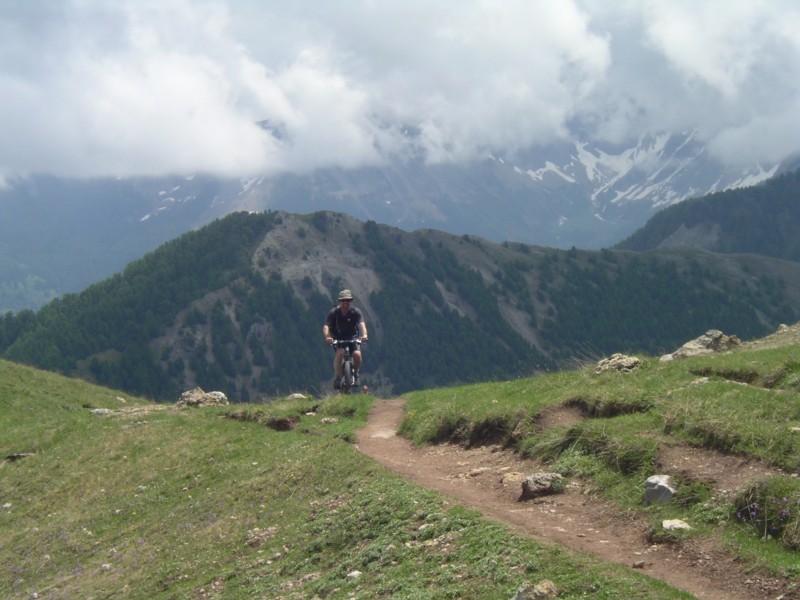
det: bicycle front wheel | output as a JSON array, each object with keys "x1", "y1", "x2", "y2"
[{"x1": 342, "y1": 361, "x2": 353, "y2": 394}]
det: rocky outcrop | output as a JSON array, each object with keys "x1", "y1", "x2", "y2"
[
  {"x1": 660, "y1": 329, "x2": 740, "y2": 362},
  {"x1": 176, "y1": 387, "x2": 229, "y2": 408},
  {"x1": 595, "y1": 353, "x2": 641, "y2": 374}
]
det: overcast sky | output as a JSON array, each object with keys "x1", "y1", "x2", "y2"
[{"x1": 1, "y1": 0, "x2": 799, "y2": 184}]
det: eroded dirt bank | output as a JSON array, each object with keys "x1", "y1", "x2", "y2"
[{"x1": 356, "y1": 398, "x2": 794, "y2": 600}]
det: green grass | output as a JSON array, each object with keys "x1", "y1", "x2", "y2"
[
  {"x1": 3, "y1": 335, "x2": 800, "y2": 597},
  {"x1": 402, "y1": 343, "x2": 800, "y2": 569},
  {"x1": 0, "y1": 358, "x2": 692, "y2": 599}
]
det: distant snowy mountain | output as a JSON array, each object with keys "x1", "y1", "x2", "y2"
[
  {"x1": 0, "y1": 131, "x2": 785, "y2": 311},
  {"x1": 201, "y1": 130, "x2": 779, "y2": 249}
]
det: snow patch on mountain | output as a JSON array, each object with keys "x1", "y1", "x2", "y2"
[
  {"x1": 729, "y1": 165, "x2": 780, "y2": 189},
  {"x1": 518, "y1": 162, "x2": 576, "y2": 183},
  {"x1": 240, "y1": 177, "x2": 265, "y2": 194},
  {"x1": 504, "y1": 131, "x2": 778, "y2": 213},
  {"x1": 50, "y1": 129, "x2": 790, "y2": 260}
]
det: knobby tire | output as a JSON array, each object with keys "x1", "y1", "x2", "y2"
[{"x1": 342, "y1": 361, "x2": 353, "y2": 394}]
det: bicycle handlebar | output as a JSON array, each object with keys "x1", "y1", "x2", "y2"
[{"x1": 331, "y1": 338, "x2": 365, "y2": 346}]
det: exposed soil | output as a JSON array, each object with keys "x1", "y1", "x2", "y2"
[{"x1": 356, "y1": 398, "x2": 797, "y2": 600}]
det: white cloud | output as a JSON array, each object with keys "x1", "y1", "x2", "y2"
[
  {"x1": 639, "y1": 0, "x2": 800, "y2": 163},
  {"x1": 0, "y1": 1, "x2": 278, "y2": 178},
  {"x1": 642, "y1": 1, "x2": 785, "y2": 98},
  {"x1": 0, "y1": 0, "x2": 798, "y2": 180}
]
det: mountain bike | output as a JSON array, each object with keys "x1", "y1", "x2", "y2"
[{"x1": 332, "y1": 339, "x2": 362, "y2": 394}]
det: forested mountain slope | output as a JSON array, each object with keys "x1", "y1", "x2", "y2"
[
  {"x1": 1, "y1": 136, "x2": 788, "y2": 314},
  {"x1": 1, "y1": 210, "x2": 799, "y2": 400},
  {"x1": 616, "y1": 167, "x2": 800, "y2": 260}
]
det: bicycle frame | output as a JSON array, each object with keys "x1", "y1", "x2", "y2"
[{"x1": 332, "y1": 339, "x2": 361, "y2": 394}]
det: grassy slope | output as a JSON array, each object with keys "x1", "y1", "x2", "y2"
[
  {"x1": 0, "y1": 359, "x2": 693, "y2": 599},
  {"x1": 401, "y1": 330, "x2": 800, "y2": 576},
  {"x1": 401, "y1": 350, "x2": 800, "y2": 470}
]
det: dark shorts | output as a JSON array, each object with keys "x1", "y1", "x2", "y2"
[{"x1": 334, "y1": 340, "x2": 361, "y2": 354}]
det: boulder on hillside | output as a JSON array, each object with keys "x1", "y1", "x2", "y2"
[
  {"x1": 643, "y1": 474, "x2": 675, "y2": 506},
  {"x1": 520, "y1": 472, "x2": 565, "y2": 500},
  {"x1": 176, "y1": 387, "x2": 229, "y2": 408},
  {"x1": 595, "y1": 353, "x2": 642, "y2": 374},
  {"x1": 659, "y1": 329, "x2": 740, "y2": 362}
]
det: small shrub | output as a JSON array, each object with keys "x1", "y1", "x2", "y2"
[{"x1": 734, "y1": 477, "x2": 800, "y2": 549}]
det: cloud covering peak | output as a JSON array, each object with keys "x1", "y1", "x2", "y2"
[{"x1": 1, "y1": 0, "x2": 798, "y2": 182}]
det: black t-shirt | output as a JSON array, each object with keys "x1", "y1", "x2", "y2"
[{"x1": 326, "y1": 306, "x2": 363, "y2": 340}]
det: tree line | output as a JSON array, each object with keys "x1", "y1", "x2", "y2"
[{"x1": 617, "y1": 167, "x2": 800, "y2": 260}]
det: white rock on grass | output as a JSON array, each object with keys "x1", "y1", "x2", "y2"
[{"x1": 663, "y1": 519, "x2": 692, "y2": 531}]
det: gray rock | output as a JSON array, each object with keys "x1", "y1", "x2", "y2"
[
  {"x1": 644, "y1": 474, "x2": 675, "y2": 506},
  {"x1": 176, "y1": 387, "x2": 229, "y2": 407},
  {"x1": 594, "y1": 353, "x2": 642, "y2": 374},
  {"x1": 660, "y1": 329, "x2": 740, "y2": 362},
  {"x1": 520, "y1": 473, "x2": 564, "y2": 500}
]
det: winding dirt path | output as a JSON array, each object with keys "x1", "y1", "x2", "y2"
[{"x1": 356, "y1": 398, "x2": 794, "y2": 600}]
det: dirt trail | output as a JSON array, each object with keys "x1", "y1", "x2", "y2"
[{"x1": 356, "y1": 398, "x2": 794, "y2": 600}]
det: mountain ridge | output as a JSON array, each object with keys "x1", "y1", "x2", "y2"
[
  {"x1": 1, "y1": 131, "x2": 787, "y2": 312},
  {"x1": 616, "y1": 167, "x2": 800, "y2": 259},
  {"x1": 2, "y1": 209, "x2": 799, "y2": 400}
]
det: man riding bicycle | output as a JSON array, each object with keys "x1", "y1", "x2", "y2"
[{"x1": 323, "y1": 289, "x2": 369, "y2": 390}]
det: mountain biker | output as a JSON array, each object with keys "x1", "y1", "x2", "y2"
[{"x1": 323, "y1": 289, "x2": 368, "y2": 390}]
